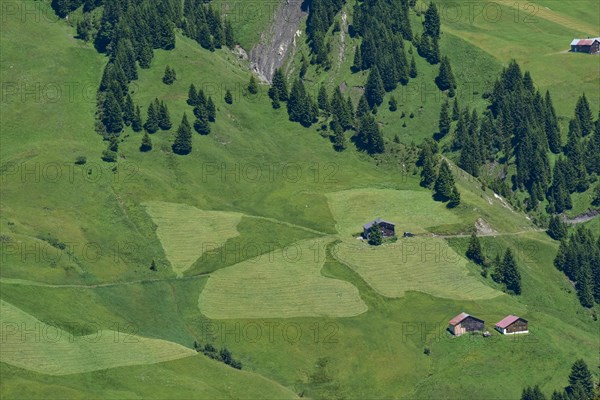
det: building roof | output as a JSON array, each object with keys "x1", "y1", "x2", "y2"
[
  {"x1": 449, "y1": 312, "x2": 470, "y2": 326},
  {"x1": 495, "y1": 315, "x2": 527, "y2": 329},
  {"x1": 571, "y1": 38, "x2": 600, "y2": 46},
  {"x1": 363, "y1": 218, "x2": 395, "y2": 230}
]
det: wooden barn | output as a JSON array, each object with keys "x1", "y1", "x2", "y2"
[
  {"x1": 448, "y1": 312, "x2": 485, "y2": 336},
  {"x1": 570, "y1": 38, "x2": 600, "y2": 54},
  {"x1": 362, "y1": 218, "x2": 395, "y2": 239},
  {"x1": 495, "y1": 315, "x2": 528, "y2": 335}
]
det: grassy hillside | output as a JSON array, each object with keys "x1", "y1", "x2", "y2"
[{"x1": 1, "y1": 1, "x2": 598, "y2": 399}]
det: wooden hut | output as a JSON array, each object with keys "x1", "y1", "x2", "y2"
[
  {"x1": 448, "y1": 312, "x2": 485, "y2": 336},
  {"x1": 495, "y1": 315, "x2": 528, "y2": 335}
]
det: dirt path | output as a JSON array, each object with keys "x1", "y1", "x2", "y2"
[
  {"x1": 432, "y1": 229, "x2": 545, "y2": 239},
  {"x1": 0, "y1": 274, "x2": 209, "y2": 289},
  {"x1": 248, "y1": 0, "x2": 307, "y2": 83}
]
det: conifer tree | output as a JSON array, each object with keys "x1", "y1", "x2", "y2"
[
  {"x1": 438, "y1": 100, "x2": 451, "y2": 138},
  {"x1": 158, "y1": 101, "x2": 172, "y2": 130},
  {"x1": 547, "y1": 216, "x2": 567, "y2": 241},
  {"x1": 574, "y1": 93, "x2": 594, "y2": 136},
  {"x1": 187, "y1": 84, "x2": 199, "y2": 106},
  {"x1": 356, "y1": 95, "x2": 370, "y2": 118},
  {"x1": 436, "y1": 57, "x2": 457, "y2": 94},
  {"x1": 332, "y1": 120, "x2": 346, "y2": 152},
  {"x1": 163, "y1": 65, "x2": 176, "y2": 84},
  {"x1": 247, "y1": 75, "x2": 258, "y2": 95},
  {"x1": 224, "y1": 89, "x2": 233, "y2": 104},
  {"x1": 367, "y1": 224, "x2": 383, "y2": 246},
  {"x1": 568, "y1": 359, "x2": 594, "y2": 398},
  {"x1": 452, "y1": 98, "x2": 460, "y2": 121},
  {"x1": 173, "y1": 113, "x2": 193, "y2": 154},
  {"x1": 357, "y1": 114, "x2": 384, "y2": 154},
  {"x1": 423, "y1": 2, "x2": 441, "y2": 38},
  {"x1": 224, "y1": 19, "x2": 235, "y2": 48},
  {"x1": 428, "y1": 36, "x2": 440, "y2": 64},
  {"x1": 365, "y1": 66, "x2": 385, "y2": 107},
  {"x1": 434, "y1": 160, "x2": 457, "y2": 202},
  {"x1": 317, "y1": 84, "x2": 329, "y2": 113},
  {"x1": 206, "y1": 97, "x2": 216, "y2": 122},
  {"x1": 144, "y1": 101, "x2": 159, "y2": 133},
  {"x1": 419, "y1": 145, "x2": 436, "y2": 188},
  {"x1": 271, "y1": 69, "x2": 289, "y2": 101},
  {"x1": 122, "y1": 94, "x2": 134, "y2": 126},
  {"x1": 103, "y1": 92, "x2": 124, "y2": 134},
  {"x1": 140, "y1": 132, "x2": 152, "y2": 152},
  {"x1": 502, "y1": 248, "x2": 521, "y2": 294},
  {"x1": 544, "y1": 90, "x2": 561, "y2": 153},
  {"x1": 389, "y1": 96, "x2": 398, "y2": 112},
  {"x1": 466, "y1": 231, "x2": 485, "y2": 265},
  {"x1": 132, "y1": 105, "x2": 143, "y2": 132},
  {"x1": 352, "y1": 45, "x2": 362, "y2": 72},
  {"x1": 576, "y1": 266, "x2": 594, "y2": 308},
  {"x1": 193, "y1": 106, "x2": 211, "y2": 135},
  {"x1": 409, "y1": 55, "x2": 417, "y2": 78}
]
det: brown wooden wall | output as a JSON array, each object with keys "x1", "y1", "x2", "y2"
[{"x1": 506, "y1": 319, "x2": 528, "y2": 333}]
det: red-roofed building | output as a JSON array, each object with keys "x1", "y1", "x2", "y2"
[
  {"x1": 495, "y1": 315, "x2": 528, "y2": 335},
  {"x1": 448, "y1": 312, "x2": 484, "y2": 336},
  {"x1": 571, "y1": 38, "x2": 600, "y2": 54}
]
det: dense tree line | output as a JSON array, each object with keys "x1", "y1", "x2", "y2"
[
  {"x1": 521, "y1": 359, "x2": 597, "y2": 400},
  {"x1": 554, "y1": 226, "x2": 600, "y2": 308},
  {"x1": 443, "y1": 60, "x2": 599, "y2": 215},
  {"x1": 306, "y1": 0, "x2": 345, "y2": 68}
]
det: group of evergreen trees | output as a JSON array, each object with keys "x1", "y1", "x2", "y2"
[
  {"x1": 187, "y1": 83, "x2": 216, "y2": 135},
  {"x1": 440, "y1": 60, "x2": 599, "y2": 215},
  {"x1": 351, "y1": 0, "x2": 414, "y2": 94},
  {"x1": 51, "y1": 0, "x2": 236, "y2": 159},
  {"x1": 554, "y1": 226, "x2": 600, "y2": 308},
  {"x1": 521, "y1": 359, "x2": 597, "y2": 400},
  {"x1": 418, "y1": 141, "x2": 461, "y2": 207},
  {"x1": 306, "y1": 0, "x2": 345, "y2": 68},
  {"x1": 182, "y1": 0, "x2": 235, "y2": 51},
  {"x1": 193, "y1": 340, "x2": 242, "y2": 370},
  {"x1": 414, "y1": 2, "x2": 441, "y2": 65},
  {"x1": 491, "y1": 248, "x2": 522, "y2": 295}
]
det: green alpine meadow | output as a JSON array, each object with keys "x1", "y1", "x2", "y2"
[{"x1": 0, "y1": 0, "x2": 598, "y2": 399}]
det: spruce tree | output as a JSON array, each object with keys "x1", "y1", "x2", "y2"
[
  {"x1": 103, "y1": 92, "x2": 124, "y2": 134},
  {"x1": 428, "y1": 36, "x2": 440, "y2": 64},
  {"x1": 187, "y1": 84, "x2": 199, "y2": 106},
  {"x1": 206, "y1": 97, "x2": 216, "y2": 122},
  {"x1": 433, "y1": 160, "x2": 456, "y2": 201},
  {"x1": 144, "y1": 102, "x2": 158, "y2": 133},
  {"x1": 502, "y1": 248, "x2": 521, "y2": 295},
  {"x1": 452, "y1": 98, "x2": 460, "y2": 121},
  {"x1": 547, "y1": 216, "x2": 567, "y2": 241},
  {"x1": 132, "y1": 105, "x2": 143, "y2": 132},
  {"x1": 448, "y1": 186, "x2": 461, "y2": 208},
  {"x1": 224, "y1": 19, "x2": 235, "y2": 48},
  {"x1": 158, "y1": 101, "x2": 172, "y2": 130},
  {"x1": 356, "y1": 114, "x2": 384, "y2": 154},
  {"x1": 365, "y1": 66, "x2": 385, "y2": 107},
  {"x1": 193, "y1": 106, "x2": 211, "y2": 135},
  {"x1": 140, "y1": 132, "x2": 152, "y2": 152},
  {"x1": 247, "y1": 75, "x2": 259, "y2": 95},
  {"x1": 173, "y1": 113, "x2": 192, "y2": 154},
  {"x1": 389, "y1": 96, "x2": 398, "y2": 112},
  {"x1": 122, "y1": 94, "x2": 134, "y2": 126},
  {"x1": 332, "y1": 120, "x2": 346, "y2": 152},
  {"x1": 576, "y1": 266, "x2": 594, "y2": 308},
  {"x1": 224, "y1": 89, "x2": 233, "y2": 104},
  {"x1": 163, "y1": 65, "x2": 176, "y2": 84},
  {"x1": 544, "y1": 90, "x2": 561, "y2": 153},
  {"x1": 574, "y1": 93, "x2": 594, "y2": 136},
  {"x1": 466, "y1": 231, "x2": 485, "y2": 265},
  {"x1": 318, "y1": 84, "x2": 329, "y2": 113},
  {"x1": 357, "y1": 95, "x2": 370, "y2": 118},
  {"x1": 352, "y1": 45, "x2": 362, "y2": 72},
  {"x1": 419, "y1": 145, "x2": 436, "y2": 189},
  {"x1": 435, "y1": 56, "x2": 456, "y2": 93},
  {"x1": 423, "y1": 2, "x2": 441, "y2": 38},
  {"x1": 438, "y1": 100, "x2": 451, "y2": 138},
  {"x1": 271, "y1": 68, "x2": 289, "y2": 101},
  {"x1": 409, "y1": 55, "x2": 417, "y2": 78},
  {"x1": 568, "y1": 359, "x2": 594, "y2": 399}
]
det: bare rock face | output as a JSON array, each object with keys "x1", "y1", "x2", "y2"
[{"x1": 248, "y1": 0, "x2": 307, "y2": 83}]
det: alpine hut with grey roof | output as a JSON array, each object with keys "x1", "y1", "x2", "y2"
[
  {"x1": 570, "y1": 38, "x2": 600, "y2": 54},
  {"x1": 362, "y1": 218, "x2": 395, "y2": 239},
  {"x1": 448, "y1": 312, "x2": 485, "y2": 336}
]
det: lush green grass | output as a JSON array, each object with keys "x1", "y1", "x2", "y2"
[
  {"x1": 333, "y1": 237, "x2": 501, "y2": 300},
  {"x1": 1, "y1": 1, "x2": 599, "y2": 399},
  {"x1": 0, "y1": 300, "x2": 196, "y2": 375},
  {"x1": 198, "y1": 238, "x2": 367, "y2": 318},
  {"x1": 143, "y1": 201, "x2": 243, "y2": 276}
]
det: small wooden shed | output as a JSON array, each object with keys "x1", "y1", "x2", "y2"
[
  {"x1": 495, "y1": 315, "x2": 528, "y2": 335},
  {"x1": 570, "y1": 38, "x2": 600, "y2": 54},
  {"x1": 448, "y1": 312, "x2": 485, "y2": 336}
]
